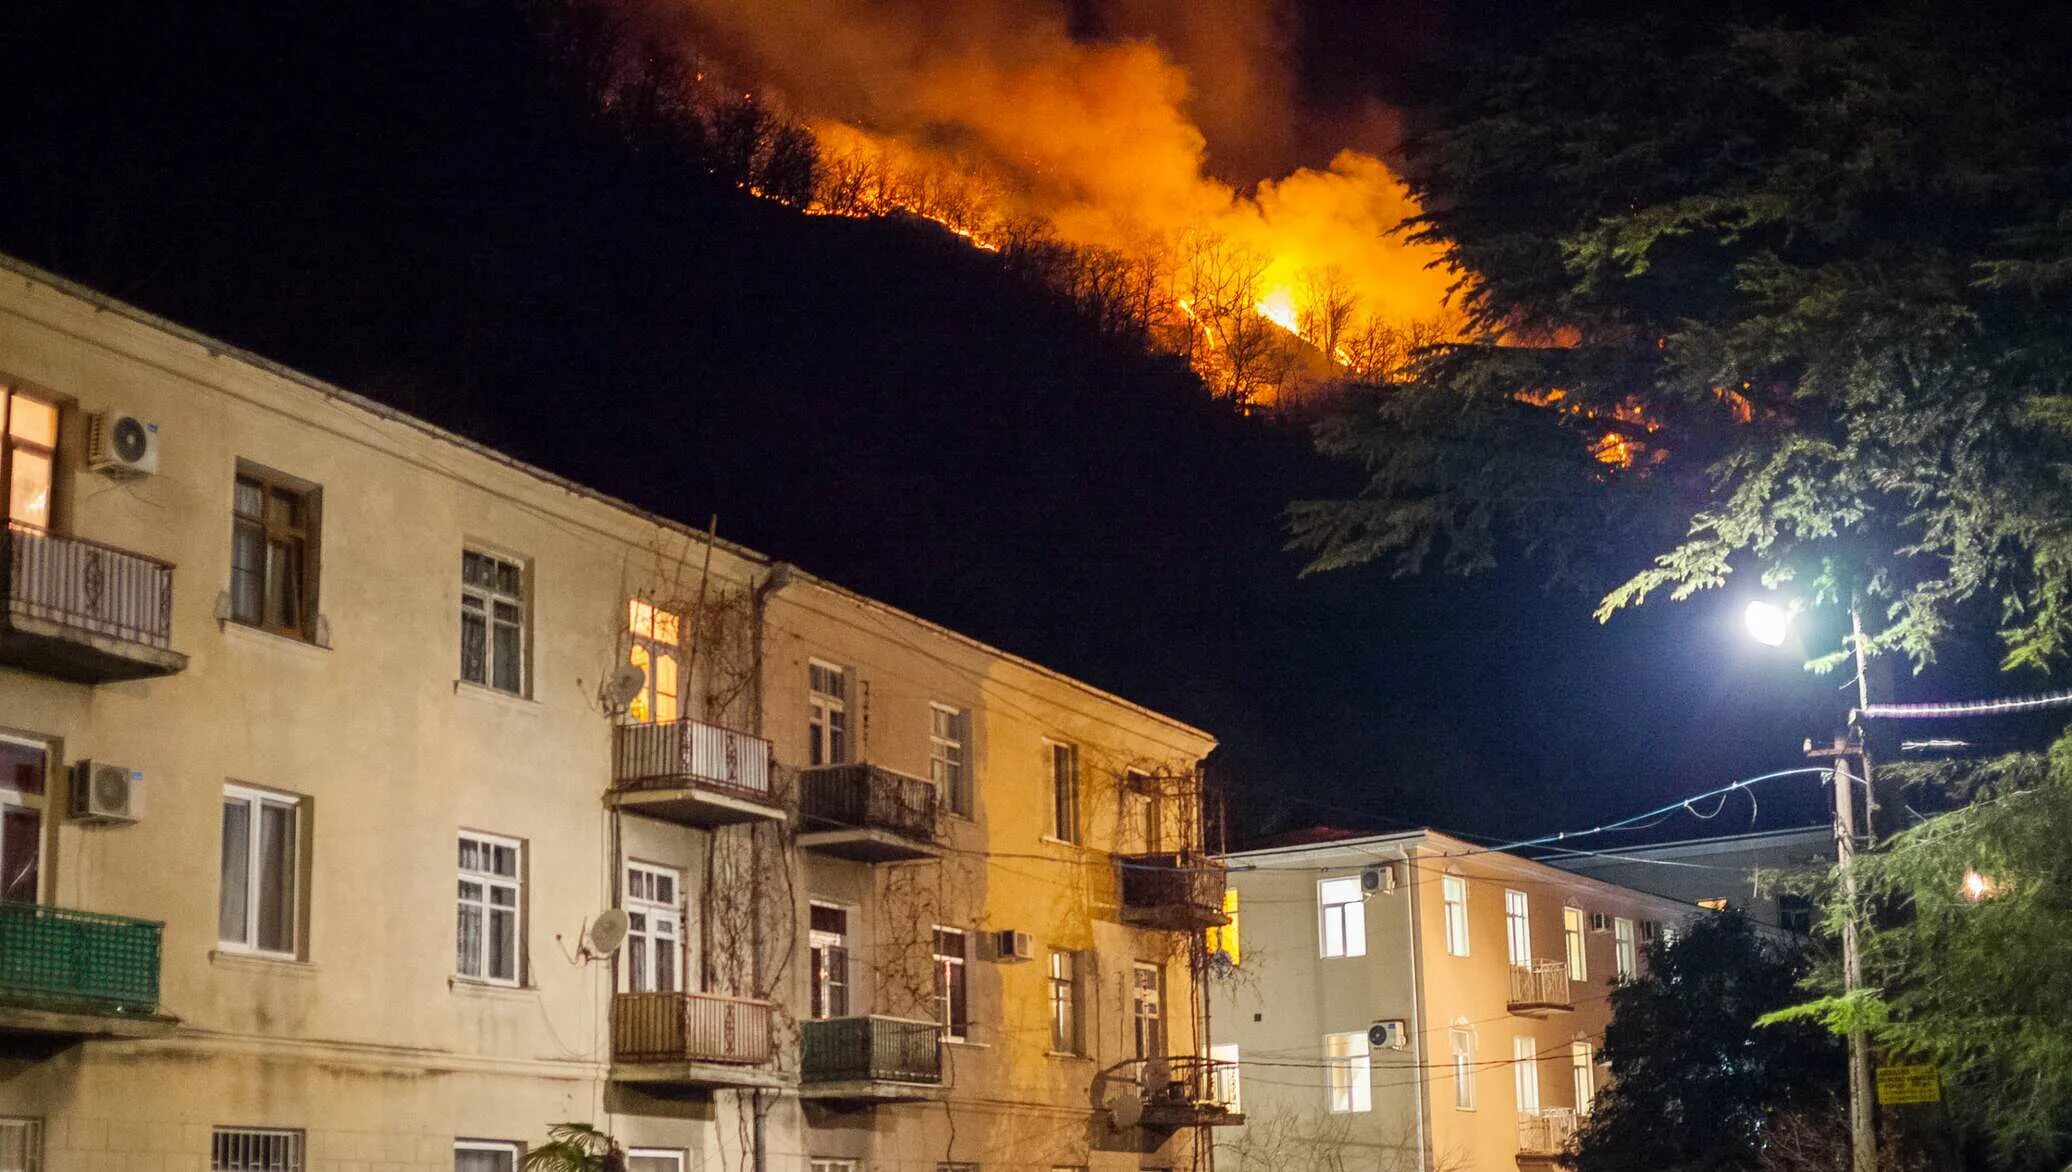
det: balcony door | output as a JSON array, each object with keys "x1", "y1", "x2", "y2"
[
  {"x1": 809, "y1": 901, "x2": 850, "y2": 1019},
  {"x1": 0, "y1": 735, "x2": 48, "y2": 904},
  {"x1": 624, "y1": 862, "x2": 685, "y2": 994}
]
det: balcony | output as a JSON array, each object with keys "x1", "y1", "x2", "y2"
[
  {"x1": 796, "y1": 764, "x2": 941, "y2": 863},
  {"x1": 609, "y1": 991, "x2": 787, "y2": 1092},
  {"x1": 1517, "y1": 1108, "x2": 1578, "y2": 1159},
  {"x1": 608, "y1": 719, "x2": 783, "y2": 827},
  {"x1": 0, "y1": 524, "x2": 186, "y2": 683},
  {"x1": 798, "y1": 1015, "x2": 944, "y2": 1101},
  {"x1": 1508, "y1": 960, "x2": 1573, "y2": 1016},
  {"x1": 1100, "y1": 1056, "x2": 1246, "y2": 1132},
  {"x1": 1118, "y1": 852, "x2": 1229, "y2": 932},
  {"x1": 0, "y1": 902, "x2": 175, "y2": 1046}
]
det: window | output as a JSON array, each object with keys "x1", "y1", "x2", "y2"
[
  {"x1": 232, "y1": 468, "x2": 318, "y2": 638},
  {"x1": 1128, "y1": 770, "x2": 1161, "y2": 851},
  {"x1": 1778, "y1": 893, "x2": 1814, "y2": 936},
  {"x1": 455, "y1": 1142, "x2": 520, "y2": 1172},
  {"x1": 1048, "y1": 741, "x2": 1080, "y2": 843},
  {"x1": 0, "y1": 1118, "x2": 41, "y2": 1172},
  {"x1": 457, "y1": 832, "x2": 523, "y2": 985},
  {"x1": 1, "y1": 389, "x2": 57, "y2": 529},
  {"x1": 1504, "y1": 889, "x2": 1531, "y2": 967},
  {"x1": 930, "y1": 704, "x2": 971, "y2": 817},
  {"x1": 933, "y1": 926, "x2": 968, "y2": 1040},
  {"x1": 807, "y1": 661, "x2": 848, "y2": 766},
  {"x1": 1571, "y1": 1041, "x2": 1595, "y2": 1115},
  {"x1": 625, "y1": 862, "x2": 681, "y2": 993},
  {"x1": 1205, "y1": 888, "x2": 1240, "y2": 965},
  {"x1": 0, "y1": 736, "x2": 48, "y2": 905},
  {"x1": 1613, "y1": 917, "x2": 1637, "y2": 980},
  {"x1": 1209, "y1": 1042, "x2": 1241, "y2": 1110},
  {"x1": 1449, "y1": 1025, "x2": 1477, "y2": 1110},
  {"x1": 1513, "y1": 1036, "x2": 1540, "y2": 1112},
  {"x1": 1441, "y1": 874, "x2": 1469, "y2": 957},
  {"x1": 810, "y1": 903, "x2": 850, "y2": 1019},
  {"x1": 627, "y1": 599, "x2": 684, "y2": 723},
  {"x1": 1318, "y1": 876, "x2": 1366, "y2": 958},
  {"x1": 809, "y1": 1161, "x2": 857, "y2": 1172},
  {"x1": 1132, "y1": 962, "x2": 1165, "y2": 1058},
  {"x1": 1324, "y1": 1031, "x2": 1372, "y2": 1113},
  {"x1": 628, "y1": 1152, "x2": 685, "y2": 1172},
  {"x1": 212, "y1": 1128, "x2": 303, "y2": 1171},
  {"x1": 1563, "y1": 906, "x2": 1588, "y2": 981},
  {"x1": 460, "y1": 551, "x2": 526, "y2": 693},
  {"x1": 1048, "y1": 949, "x2": 1079, "y2": 1053},
  {"x1": 938, "y1": 1164, "x2": 979, "y2": 1172},
  {"x1": 219, "y1": 786, "x2": 300, "y2": 957}
]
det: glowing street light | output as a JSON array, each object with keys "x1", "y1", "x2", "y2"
[
  {"x1": 1744, "y1": 600, "x2": 1793, "y2": 647},
  {"x1": 1962, "y1": 869, "x2": 1997, "y2": 902}
]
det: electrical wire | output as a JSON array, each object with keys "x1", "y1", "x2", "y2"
[{"x1": 1861, "y1": 687, "x2": 2072, "y2": 720}]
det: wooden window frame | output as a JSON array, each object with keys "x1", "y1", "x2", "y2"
[
  {"x1": 1, "y1": 387, "x2": 58, "y2": 531},
  {"x1": 460, "y1": 549, "x2": 527, "y2": 695},
  {"x1": 231, "y1": 465, "x2": 320, "y2": 640}
]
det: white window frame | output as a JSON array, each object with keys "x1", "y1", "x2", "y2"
[
  {"x1": 1571, "y1": 1041, "x2": 1595, "y2": 1115},
  {"x1": 809, "y1": 900, "x2": 850, "y2": 1020},
  {"x1": 1048, "y1": 949, "x2": 1080, "y2": 1054},
  {"x1": 1325, "y1": 1031, "x2": 1372, "y2": 1113},
  {"x1": 456, "y1": 831, "x2": 524, "y2": 987},
  {"x1": 933, "y1": 925, "x2": 968, "y2": 1041},
  {"x1": 627, "y1": 1151, "x2": 686, "y2": 1172},
  {"x1": 930, "y1": 703, "x2": 971, "y2": 817},
  {"x1": 1513, "y1": 1036, "x2": 1541, "y2": 1113},
  {"x1": 218, "y1": 784, "x2": 302, "y2": 959},
  {"x1": 1504, "y1": 888, "x2": 1531, "y2": 967},
  {"x1": 0, "y1": 1117, "x2": 41, "y2": 1172},
  {"x1": 0, "y1": 733, "x2": 50, "y2": 906},
  {"x1": 808, "y1": 660, "x2": 849, "y2": 766},
  {"x1": 624, "y1": 861, "x2": 683, "y2": 994},
  {"x1": 1209, "y1": 1042, "x2": 1242, "y2": 1111},
  {"x1": 455, "y1": 1140, "x2": 522, "y2": 1172},
  {"x1": 1613, "y1": 917, "x2": 1637, "y2": 980},
  {"x1": 1132, "y1": 960, "x2": 1165, "y2": 1058},
  {"x1": 809, "y1": 1160, "x2": 858, "y2": 1172},
  {"x1": 1563, "y1": 906, "x2": 1588, "y2": 982},
  {"x1": 1318, "y1": 876, "x2": 1366, "y2": 958},
  {"x1": 626, "y1": 599, "x2": 685, "y2": 724},
  {"x1": 1441, "y1": 873, "x2": 1469, "y2": 957},
  {"x1": 1450, "y1": 1025, "x2": 1478, "y2": 1110},
  {"x1": 211, "y1": 1127, "x2": 304, "y2": 1171},
  {"x1": 1047, "y1": 740, "x2": 1080, "y2": 844},
  {"x1": 460, "y1": 549, "x2": 528, "y2": 695}
]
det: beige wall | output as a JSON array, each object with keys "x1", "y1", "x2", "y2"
[{"x1": 0, "y1": 260, "x2": 1221, "y2": 1171}]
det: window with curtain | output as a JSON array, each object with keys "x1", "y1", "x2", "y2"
[
  {"x1": 1318, "y1": 876, "x2": 1365, "y2": 958},
  {"x1": 460, "y1": 551, "x2": 526, "y2": 693},
  {"x1": 457, "y1": 833, "x2": 522, "y2": 985},
  {"x1": 219, "y1": 786, "x2": 300, "y2": 957},
  {"x1": 231, "y1": 468, "x2": 318, "y2": 639},
  {"x1": 1325, "y1": 1031, "x2": 1372, "y2": 1113},
  {"x1": 1442, "y1": 874, "x2": 1469, "y2": 957}
]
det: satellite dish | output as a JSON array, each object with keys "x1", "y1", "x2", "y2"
[
  {"x1": 584, "y1": 909, "x2": 630, "y2": 959},
  {"x1": 604, "y1": 663, "x2": 647, "y2": 710},
  {"x1": 1108, "y1": 1087, "x2": 1144, "y2": 1130}
]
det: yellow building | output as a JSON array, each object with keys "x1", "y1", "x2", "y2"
[
  {"x1": 1208, "y1": 831, "x2": 1693, "y2": 1171},
  {"x1": 0, "y1": 255, "x2": 1231, "y2": 1171}
]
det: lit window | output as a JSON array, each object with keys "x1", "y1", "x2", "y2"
[
  {"x1": 1442, "y1": 874, "x2": 1469, "y2": 957},
  {"x1": 1325, "y1": 1031, "x2": 1372, "y2": 1113},
  {"x1": 212, "y1": 1128, "x2": 303, "y2": 1171},
  {"x1": 808, "y1": 661, "x2": 848, "y2": 766},
  {"x1": 1571, "y1": 1041, "x2": 1595, "y2": 1115},
  {"x1": 627, "y1": 599, "x2": 684, "y2": 723},
  {"x1": 457, "y1": 832, "x2": 523, "y2": 985},
  {"x1": 1132, "y1": 961, "x2": 1165, "y2": 1058},
  {"x1": 1205, "y1": 888, "x2": 1240, "y2": 965},
  {"x1": 1563, "y1": 906, "x2": 1588, "y2": 981},
  {"x1": 455, "y1": 1142, "x2": 520, "y2": 1172},
  {"x1": 624, "y1": 862, "x2": 681, "y2": 993},
  {"x1": 1318, "y1": 876, "x2": 1366, "y2": 958},
  {"x1": 1514, "y1": 1036, "x2": 1541, "y2": 1112},
  {"x1": 810, "y1": 902, "x2": 849, "y2": 1019},
  {"x1": 1450, "y1": 1025, "x2": 1477, "y2": 1110},
  {"x1": 1613, "y1": 917, "x2": 1637, "y2": 980},
  {"x1": 934, "y1": 926, "x2": 968, "y2": 1040},
  {"x1": 1209, "y1": 1042, "x2": 1241, "y2": 1110},
  {"x1": 460, "y1": 551, "x2": 526, "y2": 693},
  {"x1": 2, "y1": 389, "x2": 57, "y2": 529},
  {"x1": 232, "y1": 467, "x2": 319, "y2": 639},
  {"x1": 930, "y1": 704, "x2": 971, "y2": 816},
  {"x1": 0, "y1": 1118, "x2": 42, "y2": 1172},
  {"x1": 219, "y1": 785, "x2": 301, "y2": 957},
  {"x1": 1504, "y1": 889, "x2": 1531, "y2": 967},
  {"x1": 1048, "y1": 949, "x2": 1080, "y2": 1053},
  {"x1": 1048, "y1": 741, "x2": 1080, "y2": 843}
]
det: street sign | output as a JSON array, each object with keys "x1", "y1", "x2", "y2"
[{"x1": 1875, "y1": 1064, "x2": 1941, "y2": 1105}]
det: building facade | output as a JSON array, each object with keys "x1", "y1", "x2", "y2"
[
  {"x1": 0, "y1": 257, "x2": 1232, "y2": 1171},
  {"x1": 1207, "y1": 831, "x2": 1693, "y2": 1172},
  {"x1": 1547, "y1": 827, "x2": 1832, "y2": 933}
]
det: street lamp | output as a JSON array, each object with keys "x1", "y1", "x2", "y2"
[{"x1": 1745, "y1": 597, "x2": 1878, "y2": 1172}]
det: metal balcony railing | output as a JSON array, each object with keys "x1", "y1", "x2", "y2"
[
  {"x1": 1106, "y1": 1055, "x2": 1244, "y2": 1127},
  {"x1": 0, "y1": 902, "x2": 163, "y2": 1017},
  {"x1": 798, "y1": 764, "x2": 938, "y2": 842},
  {"x1": 611, "y1": 991, "x2": 775, "y2": 1065},
  {"x1": 800, "y1": 1015, "x2": 943, "y2": 1084},
  {"x1": 1508, "y1": 960, "x2": 1573, "y2": 1011},
  {"x1": 5, "y1": 523, "x2": 173, "y2": 649},
  {"x1": 1118, "y1": 853, "x2": 1229, "y2": 931},
  {"x1": 612, "y1": 718, "x2": 773, "y2": 800},
  {"x1": 1518, "y1": 1107, "x2": 1578, "y2": 1155}
]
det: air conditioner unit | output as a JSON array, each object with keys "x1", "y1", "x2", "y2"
[
  {"x1": 71, "y1": 760, "x2": 143, "y2": 823},
  {"x1": 1588, "y1": 912, "x2": 1611, "y2": 934},
  {"x1": 1361, "y1": 862, "x2": 1398, "y2": 895},
  {"x1": 991, "y1": 929, "x2": 1034, "y2": 963},
  {"x1": 87, "y1": 410, "x2": 161, "y2": 477},
  {"x1": 1367, "y1": 1019, "x2": 1408, "y2": 1050}
]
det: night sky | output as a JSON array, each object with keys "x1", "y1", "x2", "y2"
[{"x1": 0, "y1": 0, "x2": 2029, "y2": 844}]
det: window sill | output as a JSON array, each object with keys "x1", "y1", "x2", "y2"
[
  {"x1": 452, "y1": 680, "x2": 540, "y2": 711},
  {"x1": 1046, "y1": 1050, "x2": 1093, "y2": 1063},
  {"x1": 1039, "y1": 835, "x2": 1084, "y2": 851},
  {"x1": 209, "y1": 948, "x2": 318, "y2": 977},
  {"x1": 449, "y1": 976, "x2": 534, "y2": 1000},
  {"x1": 220, "y1": 618, "x2": 329, "y2": 659}
]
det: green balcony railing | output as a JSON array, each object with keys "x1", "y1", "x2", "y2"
[
  {"x1": 801, "y1": 1015, "x2": 943, "y2": 1085},
  {"x1": 0, "y1": 902, "x2": 163, "y2": 1018}
]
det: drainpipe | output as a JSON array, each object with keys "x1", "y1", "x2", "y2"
[{"x1": 1401, "y1": 846, "x2": 1430, "y2": 1172}]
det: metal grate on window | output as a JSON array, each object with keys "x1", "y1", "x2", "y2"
[{"x1": 211, "y1": 1128, "x2": 303, "y2": 1172}]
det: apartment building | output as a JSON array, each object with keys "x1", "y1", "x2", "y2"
[
  {"x1": 1207, "y1": 831, "x2": 1693, "y2": 1172},
  {"x1": 0, "y1": 255, "x2": 1233, "y2": 1171},
  {"x1": 1549, "y1": 826, "x2": 1832, "y2": 933}
]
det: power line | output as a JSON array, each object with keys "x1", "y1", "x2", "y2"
[{"x1": 1861, "y1": 687, "x2": 2072, "y2": 720}]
